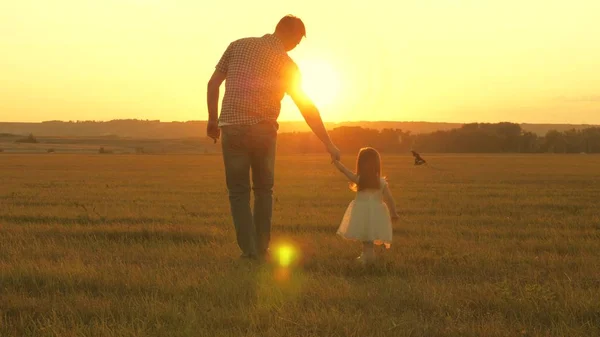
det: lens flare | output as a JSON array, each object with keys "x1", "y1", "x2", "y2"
[{"x1": 276, "y1": 245, "x2": 296, "y2": 267}]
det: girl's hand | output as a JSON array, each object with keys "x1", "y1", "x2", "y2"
[
  {"x1": 326, "y1": 142, "x2": 341, "y2": 161},
  {"x1": 391, "y1": 212, "x2": 399, "y2": 223}
]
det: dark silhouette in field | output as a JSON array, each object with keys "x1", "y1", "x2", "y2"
[
  {"x1": 206, "y1": 15, "x2": 341, "y2": 260},
  {"x1": 411, "y1": 151, "x2": 426, "y2": 165}
]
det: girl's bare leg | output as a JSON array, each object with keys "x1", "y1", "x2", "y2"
[{"x1": 360, "y1": 241, "x2": 375, "y2": 263}]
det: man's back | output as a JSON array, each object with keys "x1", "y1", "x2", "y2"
[
  {"x1": 205, "y1": 15, "x2": 341, "y2": 260},
  {"x1": 216, "y1": 34, "x2": 298, "y2": 126}
]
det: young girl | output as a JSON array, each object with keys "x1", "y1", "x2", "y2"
[{"x1": 332, "y1": 147, "x2": 399, "y2": 264}]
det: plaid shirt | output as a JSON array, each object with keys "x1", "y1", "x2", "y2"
[{"x1": 215, "y1": 34, "x2": 300, "y2": 126}]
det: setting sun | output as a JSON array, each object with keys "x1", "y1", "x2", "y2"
[{"x1": 296, "y1": 59, "x2": 341, "y2": 109}]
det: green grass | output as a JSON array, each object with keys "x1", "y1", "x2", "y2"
[{"x1": 1, "y1": 154, "x2": 599, "y2": 337}]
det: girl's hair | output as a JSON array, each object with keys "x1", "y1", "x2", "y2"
[{"x1": 351, "y1": 147, "x2": 382, "y2": 191}]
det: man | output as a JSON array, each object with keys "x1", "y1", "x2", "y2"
[{"x1": 206, "y1": 15, "x2": 341, "y2": 260}]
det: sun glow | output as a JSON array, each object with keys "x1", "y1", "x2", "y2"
[
  {"x1": 296, "y1": 59, "x2": 341, "y2": 109},
  {"x1": 3, "y1": 1, "x2": 600, "y2": 124}
]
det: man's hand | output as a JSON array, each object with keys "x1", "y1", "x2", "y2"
[
  {"x1": 207, "y1": 120, "x2": 220, "y2": 143},
  {"x1": 326, "y1": 142, "x2": 341, "y2": 161}
]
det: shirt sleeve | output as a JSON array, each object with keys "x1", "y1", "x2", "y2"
[{"x1": 215, "y1": 43, "x2": 233, "y2": 74}]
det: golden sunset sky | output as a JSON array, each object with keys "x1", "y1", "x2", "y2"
[{"x1": 1, "y1": 0, "x2": 599, "y2": 123}]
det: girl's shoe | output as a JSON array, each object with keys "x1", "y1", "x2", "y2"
[{"x1": 356, "y1": 253, "x2": 375, "y2": 265}]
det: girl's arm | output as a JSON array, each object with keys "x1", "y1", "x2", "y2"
[
  {"x1": 332, "y1": 160, "x2": 358, "y2": 184},
  {"x1": 383, "y1": 183, "x2": 399, "y2": 222}
]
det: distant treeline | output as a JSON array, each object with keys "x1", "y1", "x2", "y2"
[
  {"x1": 278, "y1": 123, "x2": 600, "y2": 154},
  {"x1": 1, "y1": 119, "x2": 597, "y2": 139},
  {"x1": 3, "y1": 121, "x2": 600, "y2": 154}
]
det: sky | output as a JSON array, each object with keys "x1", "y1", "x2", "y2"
[{"x1": 1, "y1": 0, "x2": 600, "y2": 124}]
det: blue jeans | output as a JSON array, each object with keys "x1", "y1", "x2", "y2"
[{"x1": 221, "y1": 122, "x2": 277, "y2": 257}]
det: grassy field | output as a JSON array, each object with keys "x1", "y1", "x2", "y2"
[
  {"x1": 1, "y1": 153, "x2": 599, "y2": 337},
  {"x1": 0, "y1": 136, "x2": 217, "y2": 155}
]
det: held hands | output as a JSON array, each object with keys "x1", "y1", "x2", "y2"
[
  {"x1": 391, "y1": 212, "x2": 399, "y2": 223},
  {"x1": 326, "y1": 142, "x2": 341, "y2": 162},
  {"x1": 207, "y1": 120, "x2": 220, "y2": 143}
]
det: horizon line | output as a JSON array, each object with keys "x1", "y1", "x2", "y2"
[{"x1": 1, "y1": 119, "x2": 598, "y2": 126}]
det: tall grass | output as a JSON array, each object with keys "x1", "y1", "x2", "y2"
[{"x1": 1, "y1": 154, "x2": 599, "y2": 336}]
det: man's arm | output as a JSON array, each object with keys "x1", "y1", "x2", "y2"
[
  {"x1": 206, "y1": 43, "x2": 231, "y2": 141},
  {"x1": 286, "y1": 63, "x2": 340, "y2": 160},
  {"x1": 206, "y1": 70, "x2": 226, "y2": 141},
  {"x1": 207, "y1": 70, "x2": 226, "y2": 121},
  {"x1": 288, "y1": 90, "x2": 327, "y2": 143}
]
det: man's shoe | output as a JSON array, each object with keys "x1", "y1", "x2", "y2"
[
  {"x1": 240, "y1": 253, "x2": 257, "y2": 260},
  {"x1": 256, "y1": 250, "x2": 271, "y2": 263}
]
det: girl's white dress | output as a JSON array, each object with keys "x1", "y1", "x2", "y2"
[{"x1": 337, "y1": 178, "x2": 393, "y2": 248}]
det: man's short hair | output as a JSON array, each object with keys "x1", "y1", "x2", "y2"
[{"x1": 275, "y1": 15, "x2": 306, "y2": 38}]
